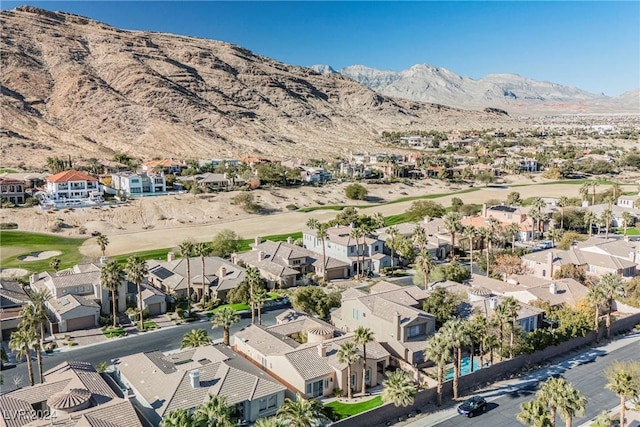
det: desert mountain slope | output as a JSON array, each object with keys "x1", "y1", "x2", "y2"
[
  {"x1": 319, "y1": 64, "x2": 639, "y2": 114},
  {"x1": 0, "y1": 6, "x2": 518, "y2": 167}
]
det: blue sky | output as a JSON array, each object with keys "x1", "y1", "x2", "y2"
[{"x1": 3, "y1": 1, "x2": 639, "y2": 96}]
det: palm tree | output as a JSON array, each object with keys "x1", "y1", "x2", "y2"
[
  {"x1": 424, "y1": 333, "x2": 452, "y2": 406},
  {"x1": 23, "y1": 289, "x2": 50, "y2": 383},
  {"x1": 178, "y1": 240, "x2": 195, "y2": 313},
  {"x1": 212, "y1": 306, "x2": 239, "y2": 346},
  {"x1": 125, "y1": 255, "x2": 148, "y2": 331},
  {"x1": 557, "y1": 385, "x2": 586, "y2": 427},
  {"x1": 194, "y1": 242, "x2": 212, "y2": 299},
  {"x1": 96, "y1": 233, "x2": 109, "y2": 258},
  {"x1": 477, "y1": 227, "x2": 492, "y2": 276},
  {"x1": 245, "y1": 267, "x2": 263, "y2": 323},
  {"x1": 387, "y1": 226, "x2": 399, "y2": 268},
  {"x1": 337, "y1": 341, "x2": 360, "y2": 399},
  {"x1": 600, "y1": 208, "x2": 613, "y2": 239},
  {"x1": 415, "y1": 249, "x2": 436, "y2": 290},
  {"x1": 49, "y1": 257, "x2": 60, "y2": 272},
  {"x1": 493, "y1": 302, "x2": 510, "y2": 360},
  {"x1": 598, "y1": 273, "x2": 624, "y2": 339},
  {"x1": 462, "y1": 225, "x2": 477, "y2": 268},
  {"x1": 622, "y1": 212, "x2": 633, "y2": 236},
  {"x1": 466, "y1": 314, "x2": 488, "y2": 374},
  {"x1": 584, "y1": 211, "x2": 596, "y2": 237},
  {"x1": 19, "y1": 306, "x2": 45, "y2": 384},
  {"x1": 350, "y1": 227, "x2": 364, "y2": 278},
  {"x1": 499, "y1": 297, "x2": 521, "y2": 358},
  {"x1": 412, "y1": 225, "x2": 429, "y2": 252},
  {"x1": 181, "y1": 329, "x2": 212, "y2": 349},
  {"x1": 251, "y1": 286, "x2": 269, "y2": 325},
  {"x1": 482, "y1": 333, "x2": 499, "y2": 366},
  {"x1": 253, "y1": 418, "x2": 283, "y2": 427},
  {"x1": 518, "y1": 399, "x2": 554, "y2": 427},
  {"x1": 441, "y1": 318, "x2": 468, "y2": 399},
  {"x1": 9, "y1": 327, "x2": 36, "y2": 386},
  {"x1": 100, "y1": 260, "x2": 123, "y2": 329},
  {"x1": 591, "y1": 180, "x2": 599, "y2": 206},
  {"x1": 578, "y1": 183, "x2": 590, "y2": 204},
  {"x1": 587, "y1": 284, "x2": 607, "y2": 342},
  {"x1": 306, "y1": 219, "x2": 328, "y2": 282},
  {"x1": 605, "y1": 361, "x2": 640, "y2": 427},
  {"x1": 536, "y1": 377, "x2": 571, "y2": 427},
  {"x1": 276, "y1": 394, "x2": 327, "y2": 427},
  {"x1": 548, "y1": 227, "x2": 563, "y2": 248},
  {"x1": 444, "y1": 212, "x2": 462, "y2": 258},
  {"x1": 381, "y1": 369, "x2": 417, "y2": 407},
  {"x1": 610, "y1": 183, "x2": 621, "y2": 202},
  {"x1": 194, "y1": 394, "x2": 233, "y2": 427},
  {"x1": 161, "y1": 408, "x2": 194, "y2": 427},
  {"x1": 506, "y1": 222, "x2": 520, "y2": 253},
  {"x1": 353, "y1": 326, "x2": 374, "y2": 395},
  {"x1": 558, "y1": 196, "x2": 569, "y2": 230}
]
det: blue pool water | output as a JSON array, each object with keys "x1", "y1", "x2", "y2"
[{"x1": 444, "y1": 356, "x2": 481, "y2": 381}]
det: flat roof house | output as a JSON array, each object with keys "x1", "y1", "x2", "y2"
[{"x1": 115, "y1": 344, "x2": 286, "y2": 425}]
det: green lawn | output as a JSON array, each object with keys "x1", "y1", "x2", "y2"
[
  {"x1": 208, "y1": 303, "x2": 251, "y2": 315},
  {"x1": 102, "y1": 327, "x2": 126, "y2": 338},
  {"x1": 324, "y1": 396, "x2": 383, "y2": 419},
  {"x1": 613, "y1": 227, "x2": 640, "y2": 236},
  {"x1": 112, "y1": 248, "x2": 172, "y2": 264},
  {"x1": 0, "y1": 231, "x2": 87, "y2": 275}
]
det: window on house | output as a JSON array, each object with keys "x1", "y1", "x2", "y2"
[
  {"x1": 259, "y1": 398, "x2": 267, "y2": 411},
  {"x1": 352, "y1": 309, "x2": 359, "y2": 320},
  {"x1": 351, "y1": 374, "x2": 356, "y2": 386},
  {"x1": 267, "y1": 395, "x2": 277, "y2": 409},
  {"x1": 407, "y1": 324, "x2": 426, "y2": 338},
  {"x1": 374, "y1": 245, "x2": 379, "y2": 252},
  {"x1": 365, "y1": 369, "x2": 371, "y2": 383}
]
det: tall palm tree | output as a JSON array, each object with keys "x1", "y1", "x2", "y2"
[
  {"x1": 306, "y1": 219, "x2": 328, "y2": 282},
  {"x1": 591, "y1": 180, "x2": 599, "y2": 206},
  {"x1": 536, "y1": 377, "x2": 571, "y2": 427},
  {"x1": 441, "y1": 318, "x2": 468, "y2": 399},
  {"x1": 499, "y1": 297, "x2": 521, "y2": 358},
  {"x1": 337, "y1": 341, "x2": 360, "y2": 399},
  {"x1": 598, "y1": 273, "x2": 624, "y2": 339},
  {"x1": 194, "y1": 394, "x2": 233, "y2": 427},
  {"x1": 605, "y1": 361, "x2": 640, "y2": 427},
  {"x1": 548, "y1": 227, "x2": 563, "y2": 248},
  {"x1": 9, "y1": 327, "x2": 36, "y2": 386},
  {"x1": 610, "y1": 183, "x2": 621, "y2": 202},
  {"x1": 462, "y1": 225, "x2": 477, "y2": 268},
  {"x1": 181, "y1": 329, "x2": 213, "y2": 349},
  {"x1": 212, "y1": 306, "x2": 239, "y2": 346},
  {"x1": 415, "y1": 249, "x2": 436, "y2": 290},
  {"x1": 444, "y1": 212, "x2": 462, "y2": 258},
  {"x1": 19, "y1": 306, "x2": 45, "y2": 384},
  {"x1": 557, "y1": 385, "x2": 586, "y2": 427},
  {"x1": 96, "y1": 233, "x2": 109, "y2": 258},
  {"x1": 125, "y1": 255, "x2": 149, "y2": 331},
  {"x1": 354, "y1": 326, "x2": 374, "y2": 395},
  {"x1": 100, "y1": 259, "x2": 123, "y2": 329},
  {"x1": 587, "y1": 284, "x2": 607, "y2": 342},
  {"x1": 161, "y1": 408, "x2": 194, "y2": 427},
  {"x1": 251, "y1": 286, "x2": 269, "y2": 325},
  {"x1": 387, "y1": 226, "x2": 399, "y2": 268},
  {"x1": 412, "y1": 225, "x2": 429, "y2": 252},
  {"x1": 29, "y1": 289, "x2": 51, "y2": 344},
  {"x1": 194, "y1": 242, "x2": 212, "y2": 299},
  {"x1": 424, "y1": 333, "x2": 452, "y2": 406},
  {"x1": 506, "y1": 223, "x2": 520, "y2": 253},
  {"x1": 466, "y1": 314, "x2": 488, "y2": 374},
  {"x1": 622, "y1": 212, "x2": 633, "y2": 236},
  {"x1": 276, "y1": 394, "x2": 327, "y2": 427},
  {"x1": 518, "y1": 399, "x2": 554, "y2": 427},
  {"x1": 482, "y1": 333, "x2": 500, "y2": 366},
  {"x1": 578, "y1": 183, "x2": 590, "y2": 204},
  {"x1": 381, "y1": 369, "x2": 417, "y2": 407},
  {"x1": 584, "y1": 211, "x2": 596, "y2": 237},
  {"x1": 178, "y1": 240, "x2": 195, "y2": 313},
  {"x1": 477, "y1": 227, "x2": 492, "y2": 276},
  {"x1": 558, "y1": 196, "x2": 569, "y2": 230},
  {"x1": 245, "y1": 267, "x2": 263, "y2": 323},
  {"x1": 493, "y1": 302, "x2": 510, "y2": 360},
  {"x1": 350, "y1": 227, "x2": 364, "y2": 278},
  {"x1": 600, "y1": 208, "x2": 613, "y2": 239}
]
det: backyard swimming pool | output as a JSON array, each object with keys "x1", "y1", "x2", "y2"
[{"x1": 445, "y1": 356, "x2": 482, "y2": 381}]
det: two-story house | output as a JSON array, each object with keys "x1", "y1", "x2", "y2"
[
  {"x1": 115, "y1": 345, "x2": 286, "y2": 425},
  {"x1": 0, "y1": 280, "x2": 31, "y2": 340},
  {"x1": 110, "y1": 172, "x2": 166, "y2": 196},
  {"x1": 303, "y1": 225, "x2": 391, "y2": 275},
  {"x1": 331, "y1": 282, "x2": 435, "y2": 365},
  {"x1": 0, "y1": 176, "x2": 26, "y2": 204},
  {"x1": 141, "y1": 159, "x2": 186, "y2": 174},
  {"x1": 234, "y1": 312, "x2": 390, "y2": 398},
  {"x1": 45, "y1": 170, "x2": 102, "y2": 202},
  {"x1": 232, "y1": 238, "x2": 349, "y2": 287},
  {"x1": 374, "y1": 217, "x2": 452, "y2": 262},
  {"x1": 461, "y1": 203, "x2": 543, "y2": 242}
]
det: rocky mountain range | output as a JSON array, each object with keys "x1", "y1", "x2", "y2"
[
  {"x1": 312, "y1": 64, "x2": 639, "y2": 114},
  {"x1": 0, "y1": 6, "x2": 521, "y2": 168}
]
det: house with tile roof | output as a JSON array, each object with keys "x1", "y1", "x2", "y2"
[
  {"x1": 234, "y1": 315, "x2": 390, "y2": 399},
  {"x1": 115, "y1": 344, "x2": 286, "y2": 425},
  {"x1": 147, "y1": 255, "x2": 245, "y2": 301},
  {"x1": 0, "y1": 361, "x2": 143, "y2": 427},
  {"x1": 232, "y1": 238, "x2": 349, "y2": 287},
  {"x1": 303, "y1": 225, "x2": 391, "y2": 275},
  {"x1": 331, "y1": 282, "x2": 435, "y2": 365},
  {"x1": 0, "y1": 177, "x2": 26, "y2": 205},
  {"x1": 461, "y1": 203, "x2": 544, "y2": 242},
  {"x1": 586, "y1": 203, "x2": 639, "y2": 228},
  {"x1": 141, "y1": 159, "x2": 186, "y2": 174},
  {"x1": 0, "y1": 280, "x2": 31, "y2": 341},
  {"x1": 374, "y1": 217, "x2": 452, "y2": 261},
  {"x1": 45, "y1": 170, "x2": 102, "y2": 202}
]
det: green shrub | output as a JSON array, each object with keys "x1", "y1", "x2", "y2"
[
  {"x1": 23, "y1": 197, "x2": 39, "y2": 207},
  {"x1": 345, "y1": 183, "x2": 367, "y2": 200}
]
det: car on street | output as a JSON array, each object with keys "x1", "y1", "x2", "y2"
[{"x1": 457, "y1": 396, "x2": 487, "y2": 417}]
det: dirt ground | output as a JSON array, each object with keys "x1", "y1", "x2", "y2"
[{"x1": 2, "y1": 174, "x2": 638, "y2": 259}]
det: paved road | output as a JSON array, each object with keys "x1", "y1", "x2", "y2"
[
  {"x1": 0, "y1": 308, "x2": 287, "y2": 393},
  {"x1": 405, "y1": 333, "x2": 640, "y2": 427}
]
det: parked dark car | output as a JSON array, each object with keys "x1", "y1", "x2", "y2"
[{"x1": 457, "y1": 396, "x2": 487, "y2": 417}]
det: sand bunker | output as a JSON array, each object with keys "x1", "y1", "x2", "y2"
[
  {"x1": 0, "y1": 268, "x2": 29, "y2": 278},
  {"x1": 18, "y1": 251, "x2": 62, "y2": 262}
]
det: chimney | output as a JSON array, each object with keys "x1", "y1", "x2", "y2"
[
  {"x1": 549, "y1": 282, "x2": 557, "y2": 295},
  {"x1": 189, "y1": 370, "x2": 200, "y2": 388},
  {"x1": 287, "y1": 237, "x2": 294, "y2": 244},
  {"x1": 258, "y1": 251, "x2": 265, "y2": 261},
  {"x1": 547, "y1": 251, "x2": 554, "y2": 278},
  {"x1": 393, "y1": 312, "x2": 402, "y2": 340},
  {"x1": 167, "y1": 251, "x2": 175, "y2": 262},
  {"x1": 317, "y1": 344, "x2": 326, "y2": 358},
  {"x1": 218, "y1": 266, "x2": 227, "y2": 278},
  {"x1": 255, "y1": 236, "x2": 262, "y2": 246},
  {"x1": 30, "y1": 273, "x2": 38, "y2": 285},
  {"x1": 482, "y1": 203, "x2": 488, "y2": 217}
]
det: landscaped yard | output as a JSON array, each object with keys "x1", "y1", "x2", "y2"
[
  {"x1": 142, "y1": 321, "x2": 158, "y2": 330},
  {"x1": 324, "y1": 395, "x2": 383, "y2": 419},
  {"x1": 0, "y1": 231, "x2": 87, "y2": 274},
  {"x1": 613, "y1": 227, "x2": 640, "y2": 236},
  {"x1": 207, "y1": 303, "x2": 251, "y2": 315},
  {"x1": 102, "y1": 327, "x2": 127, "y2": 338}
]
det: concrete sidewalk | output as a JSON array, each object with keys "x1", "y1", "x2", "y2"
[{"x1": 393, "y1": 331, "x2": 640, "y2": 427}]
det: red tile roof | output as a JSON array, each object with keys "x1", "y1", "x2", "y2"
[{"x1": 47, "y1": 170, "x2": 98, "y2": 183}]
